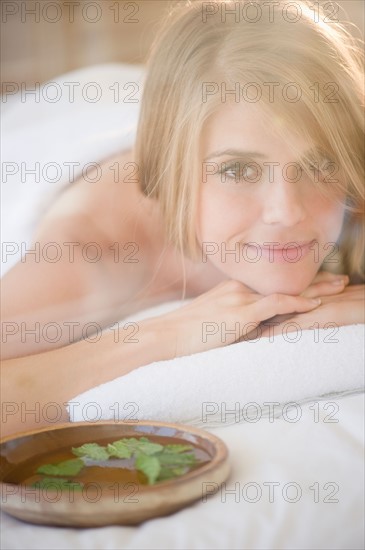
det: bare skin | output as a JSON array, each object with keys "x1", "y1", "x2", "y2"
[
  {"x1": 0, "y1": 148, "x2": 229, "y2": 436},
  {"x1": 1, "y1": 148, "x2": 363, "y2": 437},
  {"x1": 1, "y1": 149, "x2": 229, "y2": 356}
]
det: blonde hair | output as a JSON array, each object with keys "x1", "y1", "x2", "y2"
[{"x1": 134, "y1": 0, "x2": 364, "y2": 282}]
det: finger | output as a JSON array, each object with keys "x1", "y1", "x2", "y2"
[
  {"x1": 300, "y1": 276, "x2": 349, "y2": 298},
  {"x1": 313, "y1": 271, "x2": 348, "y2": 283},
  {"x1": 311, "y1": 271, "x2": 348, "y2": 284},
  {"x1": 248, "y1": 293, "x2": 321, "y2": 322}
]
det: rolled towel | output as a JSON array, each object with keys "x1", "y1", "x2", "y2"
[{"x1": 67, "y1": 300, "x2": 365, "y2": 427}]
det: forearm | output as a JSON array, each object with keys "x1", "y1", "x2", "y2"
[
  {"x1": 1, "y1": 303, "x2": 118, "y2": 361},
  {"x1": 1, "y1": 317, "x2": 170, "y2": 438}
]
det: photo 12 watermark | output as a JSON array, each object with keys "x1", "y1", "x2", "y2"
[
  {"x1": 201, "y1": 1, "x2": 340, "y2": 25},
  {"x1": 201, "y1": 400, "x2": 340, "y2": 424},
  {"x1": 201, "y1": 319, "x2": 340, "y2": 343},
  {"x1": 1, "y1": 320, "x2": 140, "y2": 346},
  {"x1": 1, "y1": 480, "x2": 140, "y2": 504},
  {"x1": 1, "y1": 240, "x2": 140, "y2": 265},
  {"x1": 1, "y1": 160, "x2": 140, "y2": 183},
  {"x1": 1, "y1": 80, "x2": 141, "y2": 103},
  {"x1": 201, "y1": 480, "x2": 340, "y2": 504},
  {"x1": 201, "y1": 240, "x2": 340, "y2": 265},
  {"x1": 201, "y1": 159, "x2": 339, "y2": 185},
  {"x1": 1, "y1": 400, "x2": 140, "y2": 425},
  {"x1": 1, "y1": 2, "x2": 141, "y2": 24},
  {"x1": 201, "y1": 81, "x2": 340, "y2": 104}
]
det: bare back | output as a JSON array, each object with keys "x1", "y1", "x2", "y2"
[
  {"x1": 7, "y1": 149, "x2": 227, "y2": 329},
  {"x1": 40, "y1": 151, "x2": 225, "y2": 314}
]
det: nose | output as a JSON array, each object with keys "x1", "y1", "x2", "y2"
[{"x1": 261, "y1": 168, "x2": 306, "y2": 227}]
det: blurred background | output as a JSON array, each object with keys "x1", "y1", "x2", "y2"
[{"x1": 1, "y1": 0, "x2": 364, "y2": 89}]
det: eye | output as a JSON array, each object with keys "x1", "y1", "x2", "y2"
[{"x1": 219, "y1": 161, "x2": 260, "y2": 183}]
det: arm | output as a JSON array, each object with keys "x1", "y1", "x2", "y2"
[
  {"x1": 1, "y1": 279, "x2": 322, "y2": 437},
  {"x1": 0, "y1": 317, "x2": 169, "y2": 438}
]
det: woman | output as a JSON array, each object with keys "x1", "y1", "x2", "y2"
[{"x1": 1, "y1": 0, "x2": 364, "y2": 435}]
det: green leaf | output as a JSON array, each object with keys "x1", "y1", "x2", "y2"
[
  {"x1": 32, "y1": 477, "x2": 84, "y2": 491},
  {"x1": 158, "y1": 452, "x2": 197, "y2": 467},
  {"x1": 109, "y1": 437, "x2": 163, "y2": 456},
  {"x1": 120, "y1": 437, "x2": 140, "y2": 448},
  {"x1": 107, "y1": 441, "x2": 132, "y2": 459},
  {"x1": 72, "y1": 443, "x2": 110, "y2": 461},
  {"x1": 156, "y1": 468, "x2": 176, "y2": 482},
  {"x1": 33, "y1": 437, "x2": 203, "y2": 487},
  {"x1": 135, "y1": 440, "x2": 164, "y2": 456},
  {"x1": 135, "y1": 453, "x2": 161, "y2": 485},
  {"x1": 163, "y1": 444, "x2": 194, "y2": 454},
  {"x1": 36, "y1": 458, "x2": 84, "y2": 477}
]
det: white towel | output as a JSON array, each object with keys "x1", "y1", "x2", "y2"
[{"x1": 67, "y1": 300, "x2": 365, "y2": 427}]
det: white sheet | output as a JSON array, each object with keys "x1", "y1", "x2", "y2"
[
  {"x1": 1, "y1": 62, "x2": 143, "y2": 277},
  {"x1": 2, "y1": 393, "x2": 364, "y2": 550}
]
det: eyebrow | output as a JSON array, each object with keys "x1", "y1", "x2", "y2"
[
  {"x1": 203, "y1": 149, "x2": 268, "y2": 162},
  {"x1": 203, "y1": 148, "x2": 325, "y2": 162}
]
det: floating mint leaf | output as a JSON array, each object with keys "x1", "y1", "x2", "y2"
[
  {"x1": 135, "y1": 453, "x2": 161, "y2": 485},
  {"x1": 111, "y1": 437, "x2": 141, "y2": 454},
  {"x1": 156, "y1": 468, "x2": 176, "y2": 482},
  {"x1": 163, "y1": 444, "x2": 194, "y2": 454},
  {"x1": 134, "y1": 440, "x2": 164, "y2": 456},
  {"x1": 36, "y1": 458, "x2": 84, "y2": 477},
  {"x1": 33, "y1": 437, "x2": 204, "y2": 488},
  {"x1": 157, "y1": 466, "x2": 189, "y2": 481},
  {"x1": 158, "y1": 452, "x2": 197, "y2": 466},
  {"x1": 32, "y1": 477, "x2": 84, "y2": 491},
  {"x1": 107, "y1": 441, "x2": 132, "y2": 459},
  {"x1": 72, "y1": 443, "x2": 109, "y2": 461},
  {"x1": 109, "y1": 437, "x2": 163, "y2": 456}
]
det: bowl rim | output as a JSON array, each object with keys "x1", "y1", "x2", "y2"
[
  {"x1": 0, "y1": 419, "x2": 230, "y2": 493},
  {"x1": 0, "y1": 419, "x2": 227, "y2": 444}
]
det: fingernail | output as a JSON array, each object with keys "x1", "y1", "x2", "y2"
[
  {"x1": 332, "y1": 279, "x2": 345, "y2": 285},
  {"x1": 310, "y1": 298, "x2": 321, "y2": 305}
]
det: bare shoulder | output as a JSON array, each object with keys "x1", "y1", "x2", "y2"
[
  {"x1": 37, "y1": 149, "x2": 138, "y2": 229},
  {"x1": 33, "y1": 151, "x2": 145, "y2": 244},
  {"x1": 28, "y1": 147, "x2": 199, "y2": 316},
  {"x1": 29, "y1": 149, "x2": 164, "y2": 310},
  {"x1": 1, "y1": 149, "x2": 149, "y2": 356}
]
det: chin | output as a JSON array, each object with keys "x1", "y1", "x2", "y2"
[
  {"x1": 253, "y1": 281, "x2": 306, "y2": 296},
  {"x1": 239, "y1": 272, "x2": 315, "y2": 297}
]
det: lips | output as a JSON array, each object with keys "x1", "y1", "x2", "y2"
[
  {"x1": 254, "y1": 240, "x2": 315, "y2": 249},
  {"x1": 242, "y1": 240, "x2": 316, "y2": 263}
]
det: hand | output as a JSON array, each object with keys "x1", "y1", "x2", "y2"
[
  {"x1": 152, "y1": 279, "x2": 323, "y2": 358},
  {"x1": 258, "y1": 284, "x2": 365, "y2": 340},
  {"x1": 299, "y1": 271, "x2": 350, "y2": 299}
]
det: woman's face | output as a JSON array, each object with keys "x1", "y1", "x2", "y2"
[{"x1": 197, "y1": 102, "x2": 347, "y2": 295}]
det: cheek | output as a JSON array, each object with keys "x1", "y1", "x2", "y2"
[
  {"x1": 196, "y1": 187, "x2": 255, "y2": 244},
  {"x1": 314, "y1": 196, "x2": 346, "y2": 242}
]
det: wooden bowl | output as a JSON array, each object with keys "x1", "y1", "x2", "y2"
[{"x1": 0, "y1": 421, "x2": 230, "y2": 527}]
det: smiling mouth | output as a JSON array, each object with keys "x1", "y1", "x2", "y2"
[{"x1": 242, "y1": 240, "x2": 316, "y2": 262}]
